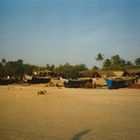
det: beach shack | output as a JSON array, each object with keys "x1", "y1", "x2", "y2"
[
  {"x1": 79, "y1": 70, "x2": 100, "y2": 78},
  {"x1": 113, "y1": 70, "x2": 129, "y2": 77},
  {"x1": 98, "y1": 70, "x2": 116, "y2": 78},
  {"x1": 126, "y1": 69, "x2": 140, "y2": 77}
]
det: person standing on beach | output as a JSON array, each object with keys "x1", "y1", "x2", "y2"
[{"x1": 92, "y1": 77, "x2": 97, "y2": 88}]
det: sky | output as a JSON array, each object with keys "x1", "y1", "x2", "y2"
[{"x1": 0, "y1": 0, "x2": 140, "y2": 68}]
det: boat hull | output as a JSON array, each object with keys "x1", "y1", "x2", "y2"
[
  {"x1": 27, "y1": 77, "x2": 51, "y2": 84},
  {"x1": 0, "y1": 79, "x2": 16, "y2": 85},
  {"x1": 105, "y1": 78, "x2": 135, "y2": 89},
  {"x1": 64, "y1": 79, "x2": 92, "y2": 88}
]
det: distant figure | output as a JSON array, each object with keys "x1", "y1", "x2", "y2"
[
  {"x1": 135, "y1": 75, "x2": 139, "y2": 83},
  {"x1": 92, "y1": 78, "x2": 97, "y2": 88}
]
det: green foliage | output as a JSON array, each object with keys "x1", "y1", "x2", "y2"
[
  {"x1": 74, "y1": 64, "x2": 88, "y2": 71},
  {"x1": 92, "y1": 65, "x2": 99, "y2": 70},
  {"x1": 6, "y1": 59, "x2": 24, "y2": 77},
  {"x1": 103, "y1": 59, "x2": 111, "y2": 67},
  {"x1": 0, "y1": 55, "x2": 139, "y2": 80},
  {"x1": 23, "y1": 64, "x2": 37, "y2": 75},
  {"x1": 56, "y1": 63, "x2": 88, "y2": 79},
  {"x1": 95, "y1": 53, "x2": 104, "y2": 62},
  {"x1": 135, "y1": 57, "x2": 140, "y2": 65},
  {"x1": 125, "y1": 61, "x2": 133, "y2": 66},
  {"x1": 46, "y1": 64, "x2": 55, "y2": 71},
  {"x1": 1, "y1": 58, "x2": 6, "y2": 66},
  {"x1": 95, "y1": 53, "x2": 104, "y2": 68},
  {"x1": 0, "y1": 58, "x2": 37, "y2": 78},
  {"x1": 110, "y1": 55, "x2": 125, "y2": 66},
  {"x1": 103, "y1": 55, "x2": 133, "y2": 70}
]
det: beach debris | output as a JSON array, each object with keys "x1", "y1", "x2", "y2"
[
  {"x1": 37, "y1": 90, "x2": 47, "y2": 95},
  {"x1": 82, "y1": 82, "x2": 93, "y2": 88},
  {"x1": 49, "y1": 82, "x2": 55, "y2": 87},
  {"x1": 45, "y1": 82, "x2": 55, "y2": 87},
  {"x1": 128, "y1": 84, "x2": 140, "y2": 89},
  {"x1": 56, "y1": 83, "x2": 63, "y2": 89}
]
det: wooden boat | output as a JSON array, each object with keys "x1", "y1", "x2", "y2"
[
  {"x1": 64, "y1": 79, "x2": 92, "y2": 88},
  {"x1": 0, "y1": 79, "x2": 15, "y2": 85},
  {"x1": 24, "y1": 74, "x2": 51, "y2": 84},
  {"x1": 27, "y1": 76, "x2": 51, "y2": 84},
  {"x1": 105, "y1": 78, "x2": 135, "y2": 89}
]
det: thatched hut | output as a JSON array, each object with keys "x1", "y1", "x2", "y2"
[
  {"x1": 98, "y1": 70, "x2": 116, "y2": 78},
  {"x1": 113, "y1": 70, "x2": 129, "y2": 77},
  {"x1": 79, "y1": 70, "x2": 100, "y2": 78},
  {"x1": 33, "y1": 70, "x2": 57, "y2": 77},
  {"x1": 126, "y1": 69, "x2": 140, "y2": 77}
]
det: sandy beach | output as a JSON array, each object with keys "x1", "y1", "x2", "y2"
[{"x1": 0, "y1": 84, "x2": 140, "y2": 140}]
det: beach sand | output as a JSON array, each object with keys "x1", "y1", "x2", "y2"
[{"x1": 0, "y1": 84, "x2": 140, "y2": 140}]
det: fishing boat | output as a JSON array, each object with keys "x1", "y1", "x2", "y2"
[
  {"x1": 27, "y1": 77, "x2": 51, "y2": 84},
  {"x1": 105, "y1": 77, "x2": 135, "y2": 89},
  {"x1": 24, "y1": 74, "x2": 51, "y2": 84},
  {"x1": 0, "y1": 79, "x2": 15, "y2": 85},
  {"x1": 27, "y1": 76, "x2": 51, "y2": 84},
  {"x1": 0, "y1": 76, "x2": 17, "y2": 85},
  {"x1": 64, "y1": 79, "x2": 92, "y2": 88}
]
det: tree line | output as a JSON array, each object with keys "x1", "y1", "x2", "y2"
[
  {"x1": 95, "y1": 53, "x2": 140, "y2": 70},
  {"x1": 0, "y1": 59, "x2": 37, "y2": 79},
  {"x1": 0, "y1": 54, "x2": 140, "y2": 79}
]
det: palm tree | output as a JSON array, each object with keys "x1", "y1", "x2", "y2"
[
  {"x1": 103, "y1": 59, "x2": 111, "y2": 67},
  {"x1": 111, "y1": 55, "x2": 126, "y2": 66},
  {"x1": 110, "y1": 55, "x2": 122, "y2": 65},
  {"x1": 1, "y1": 58, "x2": 6, "y2": 66},
  {"x1": 95, "y1": 53, "x2": 104, "y2": 68}
]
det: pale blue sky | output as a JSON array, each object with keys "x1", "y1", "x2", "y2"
[{"x1": 0, "y1": 0, "x2": 140, "y2": 68}]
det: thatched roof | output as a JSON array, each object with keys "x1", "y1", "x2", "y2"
[
  {"x1": 79, "y1": 70, "x2": 100, "y2": 78},
  {"x1": 113, "y1": 70, "x2": 129, "y2": 77},
  {"x1": 98, "y1": 70, "x2": 116, "y2": 77},
  {"x1": 113, "y1": 71, "x2": 123, "y2": 77},
  {"x1": 126, "y1": 69, "x2": 140, "y2": 74},
  {"x1": 32, "y1": 69, "x2": 56, "y2": 77},
  {"x1": 126, "y1": 69, "x2": 140, "y2": 77}
]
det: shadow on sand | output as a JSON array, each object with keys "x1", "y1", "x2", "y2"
[{"x1": 72, "y1": 129, "x2": 91, "y2": 140}]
